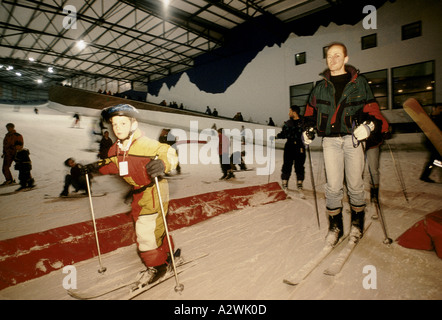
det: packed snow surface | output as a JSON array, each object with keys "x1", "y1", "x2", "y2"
[{"x1": 0, "y1": 103, "x2": 441, "y2": 300}]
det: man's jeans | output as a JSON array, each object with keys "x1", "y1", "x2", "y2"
[{"x1": 322, "y1": 135, "x2": 366, "y2": 212}]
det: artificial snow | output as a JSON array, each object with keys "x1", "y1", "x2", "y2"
[{"x1": 0, "y1": 103, "x2": 441, "y2": 300}]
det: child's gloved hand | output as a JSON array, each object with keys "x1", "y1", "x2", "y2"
[{"x1": 145, "y1": 159, "x2": 165, "y2": 178}]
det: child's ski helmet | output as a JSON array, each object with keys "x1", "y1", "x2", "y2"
[{"x1": 101, "y1": 104, "x2": 139, "y2": 123}]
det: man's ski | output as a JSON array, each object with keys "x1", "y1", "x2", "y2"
[
  {"x1": 323, "y1": 221, "x2": 372, "y2": 276},
  {"x1": 283, "y1": 235, "x2": 348, "y2": 286},
  {"x1": 67, "y1": 252, "x2": 208, "y2": 300},
  {"x1": 403, "y1": 98, "x2": 442, "y2": 155},
  {"x1": 44, "y1": 192, "x2": 107, "y2": 200}
]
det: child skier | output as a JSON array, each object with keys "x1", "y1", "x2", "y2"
[
  {"x1": 275, "y1": 105, "x2": 306, "y2": 191},
  {"x1": 84, "y1": 104, "x2": 178, "y2": 284},
  {"x1": 14, "y1": 140, "x2": 35, "y2": 191}
]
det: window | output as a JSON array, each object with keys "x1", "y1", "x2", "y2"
[
  {"x1": 289, "y1": 82, "x2": 314, "y2": 114},
  {"x1": 392, "y1": 61, "x2": 434, "y2": 109},
  {"x1": 295, "y1": 52, "x2": 306, "y2": 65},
  {"x1": 361, "y1": 34, "x2": 377, "y2": 50},
  {"x1": 322, "y1": 46, "x2": 328, "y2": 59},
  {"x1": 402, "y1": 21, "x2": 421, "y2": 40},
  {"x1": 361, "y1": 69, "x2": 388, "y2": 110}
]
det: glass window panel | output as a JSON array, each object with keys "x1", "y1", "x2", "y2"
[
  {"x1": 361, "y1": 34, "x2": 377, "y2": 50},
  {"x1": 361, "y1": 69, "x2": 388, "y2": 110},
  {"x1": 392, "y1": 61, "x2": 434, "y2": 108},
  {"x1": 289, "y1": 82, "x2": 314, "y2": 115}
]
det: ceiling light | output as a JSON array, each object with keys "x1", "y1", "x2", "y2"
[
  {"x1": 76, "y1": 40, "x2": 86, "y2": 50},
  {"x1": 15, "y1": 72, "x2": 22, "y2": 76},
  {"x1": 36, "y1": 79, "x2": 43, "y2": 84},
  {"x1": 28, "y1": 57, "x2": 35, "y2": 62},
  {"x1": 48, "y1": 67, "x2": 54, "y2": 73},
  {"x1": 6, "y1": 66, "x2": 13, "y2": 71}
]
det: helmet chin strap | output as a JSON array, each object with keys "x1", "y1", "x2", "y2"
[{"x1": 117, "y1": 132, "x2": 134, "y2": 151}]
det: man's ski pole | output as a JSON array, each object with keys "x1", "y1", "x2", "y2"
[
  {"x1": 85, "y1": 173, "x2": 107, "y2": 274},
  {"x1": 307, "y1": 145, "x2": 320, "y2": 229},
  {"x1": 386, "y1": 141, "x2": 409, "y2": 204},
  {"x1": 361, "y1": 144, "x2": 393, "y2": 245},
  {"x1": 154, "y1": 175, "x2": 184, "y2": 293}
]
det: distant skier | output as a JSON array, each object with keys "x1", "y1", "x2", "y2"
[
  {"x1": 59, "y1": 158, "x2": 91, "y2": 197},
  {"x1": 82, "y1": 104, "x2": 179, "y2": 285},
  {"x1": 13, "y1": 140, "x2": 35, "y2": 191},
  {"x1": 158, "y1": 128, "x2": 181, "y2": 174},
  {"x1": 275, "y1": 105, "x2": 306, "y2": 191},
  {"x1": 98, "y1": 130, "x2": 113, "y2": 159},
  {"x1": 2, "y1": 123, "x2": 23, "y2": 185},
  {"x1": 72, "y1": 113, "x2": 81, "y2": 128}
]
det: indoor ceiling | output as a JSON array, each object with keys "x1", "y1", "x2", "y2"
[{"x1": 0, "y1": 0, "x2": 368, "y2": 90}]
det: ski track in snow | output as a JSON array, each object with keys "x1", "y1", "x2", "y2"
[{"x1": 0, "y1": 103, "x2": 441, "y2": 300}]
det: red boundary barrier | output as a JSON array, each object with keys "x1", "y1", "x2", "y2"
[{"x1": 0, "y1": 182, "x2": 286, "y2": 290}]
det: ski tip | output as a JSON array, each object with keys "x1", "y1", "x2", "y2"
[
  {"x1": 283, "y1": 279, "x2": 299, "y2": 286},
  {"x1": 323, "y1": 269, "x2": 337, "y2": 276},
  {"x1": 67, "y1": 289, "x2": 87, "y2": 300}
]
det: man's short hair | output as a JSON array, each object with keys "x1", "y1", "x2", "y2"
[{"x1": 326, "y1": 42, "x2": 348, "y2": 57}]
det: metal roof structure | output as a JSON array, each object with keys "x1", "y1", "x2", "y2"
[{"x1": 0, "y1": 0, "x2": 385, "y2": 90}]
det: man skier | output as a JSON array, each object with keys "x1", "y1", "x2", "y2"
[
  {"x1": 302, "y1": 42, "x2": 388, "y2": 246},
  {"x1": 275, "y1": 105, "x2": 306, "y2": 191},
  {"x1": 84, "y1": 104, "x2": 178, "y2": 284}
]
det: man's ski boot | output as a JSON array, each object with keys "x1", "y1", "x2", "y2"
[
  {"x1": 349, "y1": 205, "x2": 366, "y2": 242},
  {"x1": 325, "y1": 208, "x2": 343, "y2": 246},
  {"x1": 281, "y1": 180, "x2": 288, "y2": 191}
]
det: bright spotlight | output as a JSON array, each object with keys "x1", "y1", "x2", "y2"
[{"x1": 76, "y1": 40, "x2": 86, "y2": 50}]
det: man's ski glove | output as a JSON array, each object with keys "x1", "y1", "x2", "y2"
[
  {"x1": 353, "y1": 121, "x2": 375, "y2": 141},
  {"x1": 302, "y1": 128, "x2": 316, "y2": 145},
  {"x1": 146, "y1": 159, "x2": 165, "y2": 178}
]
